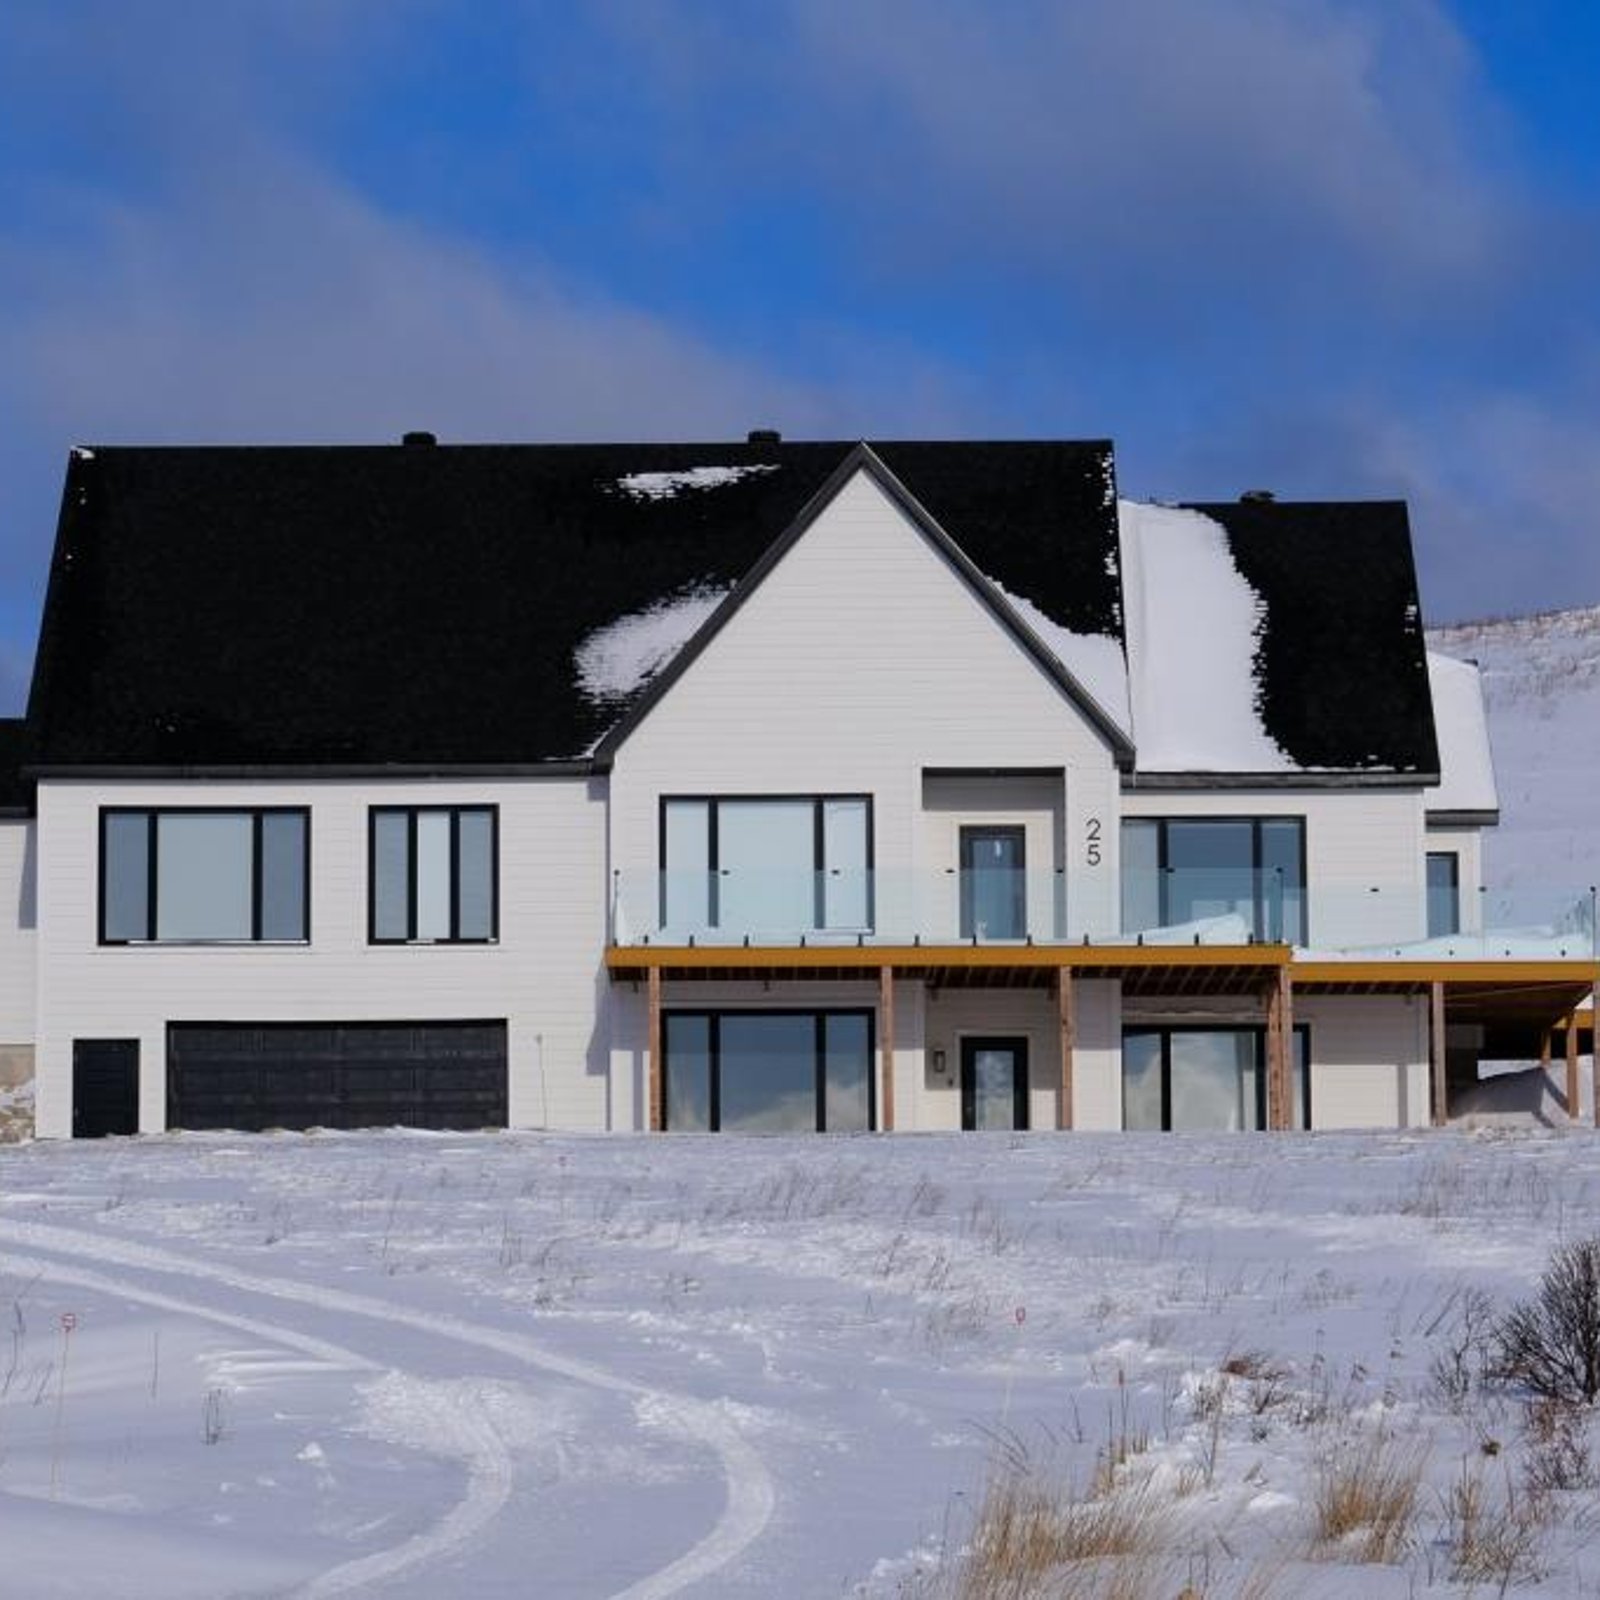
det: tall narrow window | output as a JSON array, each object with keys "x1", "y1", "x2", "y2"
[
  {"x1": 99, "y1": 809, "x2": 309, "y2": 944},
  {"x1": 959, "y1": 826, "x2": 1026, "y2": 939},
  {"x1": 369, "y1": 806, "x2": 498, "y2": 943},
  {"x1": 1426, "y1": 852, "x2": 1460, "y2": 938}
]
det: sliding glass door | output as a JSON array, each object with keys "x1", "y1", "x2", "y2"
[{"x1": 663, "y1": 1011, "x2": 874, "y2": 1131}]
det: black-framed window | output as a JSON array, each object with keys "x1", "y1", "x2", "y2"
[
  {"x1": 1122, "y1": 1025, "x2": 1311, "y2": 1131},
  {"x1": 959, "y1": 826, "x2": 1027, "y2": 939},
  {"x1": 369, "y1": 806, "x2": 498, "y2": 943},
  {"x1": 1426, "y1": 852, "x2": 1461, "y2": 938},
  {"x1": 663, "y1": 1010, "x2": 874, "y2": 1131},
  {"x1": 660, "y1": 796, "x2": 873, "y2": 934},
  {"x1": 100, "y1": 808, "x2": 309, "y2": 944},
  {"x1": 1121, "y1": 817, "x2": 1305, "y2": 944}
]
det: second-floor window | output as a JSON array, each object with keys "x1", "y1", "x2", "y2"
[
  {"x1": 100, "y1": 808, "x2": 309, "y2": 944},
  {"x1": 370, "y1": 806, "x2": 498, "y2": 943},
  {"x1": 661, "y1": 795, "x2": 871, "y2": 934},
  {"x1": 1121, "y1": 816, "x2": 1305, "y2": 944},
  {"x1": 1426, "y1": 852, "x2": 1460, "y2": 938}
]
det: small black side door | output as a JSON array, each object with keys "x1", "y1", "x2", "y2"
[
  {"x1": 73, "y1": 1039, "x2": 140, "y2": 1138},
  {"x1": 961, "y1": 1036, "x2": 1030, "y2": 1131}
]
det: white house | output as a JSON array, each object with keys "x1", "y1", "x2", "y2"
[{"x1": 1, "y1": 435, "x2": 1592, "y2": 1138}]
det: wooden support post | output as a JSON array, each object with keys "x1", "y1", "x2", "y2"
[
  {"x1": 1056, "y1": 966, "x2": 1075, "y2": 1131},
  {"x1": 1540, "y1": 1028, "x2": 1553, "y2": 1068},
  {"x1": 646, "y1": 965, "x2": 663, "y2": 1132},
  {"x1": 1429, "y1": 981, "x2": 1447, "y2": 1128},
  {"x1": 1567, "y1": 1010, "x2": 1581, "y2": 1124},
  {"x1": 879, "y1": 966, "x2": 896, "y2": 1132},
  {"x1": 1264, "y1": 968, "x2": 1292, "y2": 1129},
  {"x1": 1591, "y1": 1019, "x2": 1599, "y2": 1131}
]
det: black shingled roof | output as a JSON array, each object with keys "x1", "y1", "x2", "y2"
[
  {"x1": 27, "y1": 440, "x2": 1122, "y2": 770},
  {"x1": 0, "y1": 720, "x2": 30, "y2": 812},
  {"x1": 1184, "y1": 499, "x2": 1439, "y2": 776}
]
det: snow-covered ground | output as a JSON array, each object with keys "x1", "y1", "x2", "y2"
[{"x1": 8, "y1": 1128, "x2": 1600, "y2": 1596}]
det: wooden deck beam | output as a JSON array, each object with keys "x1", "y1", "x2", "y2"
[{"x1": 1264, "y1": 968, "x2": 1293, "y2": 1130}]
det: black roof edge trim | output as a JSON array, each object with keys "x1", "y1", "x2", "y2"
[
  {"x1": 0, "y1": 806, "x2": 32, "y2": 819},
  {"x1": 922, "y1": 766, "x2": 1066, "y2": 779},
  {"x1": 1426, "y1": 809, "x2": 1500, "y2": 828},
  {"x1": 593, "y1": 441, "x2": 1136, "y2": 766},
  {"x1": 1124, "y1": 770, "x2": 1436, "y2": 791},
  {"x1": 27, "y1": 762, "x2": 598, "y2": 781}
]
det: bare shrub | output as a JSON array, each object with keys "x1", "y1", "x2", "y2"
[
  {"x1": 1311, "y1": 1431, "x2": 1427, "y2": 1564},
  {"x1": 1426, "y1": 1286, "x2": 1496, "y2": 1411},
  {"x1": 1221, "y1": 1348, "x2": 1291, "y2": 1415},
  {"x1": 1493, "y1": 1237, "x2": 1600, "y2": 1405},
  {"x1": 1522, "y1": 1396, "x2": 1597, "y2": 1492},
  {"x1": 1441, "y1": 1459, "x2": 1551, "y2": 1588}
]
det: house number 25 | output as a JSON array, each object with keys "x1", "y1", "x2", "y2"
[{"x1": 1085, "y1": 817, "x2": 1102, "y2": 866}]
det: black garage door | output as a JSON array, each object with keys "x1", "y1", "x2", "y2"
[{"x1": 167, "y1": 1022, "x2": 508, "y2": 1131}]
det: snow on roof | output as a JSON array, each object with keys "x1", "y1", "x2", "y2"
[
  {"x1": 1425, "y1": 652, "x2": 1499, "y2": 814},
  {"x1": 984, "y1": 578, "x2": 1130, "y2": 736},
  {"x1": 615, "y1": 465, "x2": 778, "y2": 501},
  {"x1": 573, "y1": 584, "x2": 731, "y2": 708},
  {"x1": 1118, "y1": 501, "x2": 1295, "y2": 773}
]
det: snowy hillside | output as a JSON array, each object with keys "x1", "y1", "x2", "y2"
[{"x1": 1429, "y1": 606, "x2": 1600, "y2": 893}]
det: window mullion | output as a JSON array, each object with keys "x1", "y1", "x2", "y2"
[
  {"x1": 145, "y1": 811, "x2": 158, "y2": 941},
  {"x1": 449, "y1": 809, "x2": 461, "y2": 941},
  {"x1": 406, "y1": 810, "x2": 419, "y2": 942}
]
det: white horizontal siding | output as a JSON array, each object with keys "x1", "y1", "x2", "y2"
[
  {"x1": 0, "y1": 820, "x2": 35, "y2": 1043},
  {"x1": 33, "y1": 778, "x2": 607, "y2": 1137},
  {"x1": 1297, "y1": 995, "x2": 1429, "y2": 1129},
  {"x1": 608, "y1": 470, "x2": 1124, "y2": 942}
]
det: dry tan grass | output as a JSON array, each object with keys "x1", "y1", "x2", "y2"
[
  {"x1": 1310, "y1": 1430, "x2": 1427, "y2": 1564},
  {"x1": 948, "y1": 1453, "x2": 1168, "y2": 1600}
]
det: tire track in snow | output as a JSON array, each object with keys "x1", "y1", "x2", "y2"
[
  {"x1": 2, "y1": 1250, "x2": 516, "y2": 1600},
  {"x1": 2, "y1": 1218, "x2": 776, "y2": 1600}
]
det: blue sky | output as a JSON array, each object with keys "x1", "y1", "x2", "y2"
[{"x1": 1, "y1": 0, "x2": 1597, "y2": 714}]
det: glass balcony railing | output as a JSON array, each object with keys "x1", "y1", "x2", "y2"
[{"x1": 609, "y1": 867, "x2": 1599, "y2": 959}]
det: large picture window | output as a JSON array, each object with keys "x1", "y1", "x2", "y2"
[
  {"x1": 100, "y1": 809, "x2": 308, "y2": 944},
  {"x1": 370, "y1": 806, "x2": 498, "y2": 943},
  {"x1": 1121, "y1": 817, "x2": 1305, "y2": 944},
  {"x1": 663, "y1": 1011, "x2": 874, "y2": 1132},
  {"x1": 660, "y1": 796, "x2": 871, "y2": 935},
  {"x1": 1122, "y1": 1026, "x2": 1310, "y2": 1131}
]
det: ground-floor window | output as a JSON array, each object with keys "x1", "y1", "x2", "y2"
[
  {"x1": 1122, "y1": 1025, "x2": 1310, "y2": 1131},
  {"x1": 663, "y1": 1010, "x2": 874, "y2": 1132}
]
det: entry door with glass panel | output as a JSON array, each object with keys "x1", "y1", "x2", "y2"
[
  {"x1": 961, "y1": 1037, "x2": 1029, "y2": 1130},
  {"x1": 960, "y1": 827, "x2": 1026, "y2": 939}
]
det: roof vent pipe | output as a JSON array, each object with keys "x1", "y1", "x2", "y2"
[
  {"x1": 1239, "y1": 488, "x2": 1275, "y2": 503},
  {"x1": 401, "y1": 430, "x2": 437, "y2": 448},
  {"x1": 747, "y1": 428, "x2": 781, "y2": 445}
]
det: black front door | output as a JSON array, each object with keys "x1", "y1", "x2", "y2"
[
  {"x1": 960, "y1": 826, "x2": 1026, "y2": 939},
  {"x1": 73, "y1": 1039, "x2": 140, "y2": 1138},
  {"x1": 961, "y1": 1036, "x2": 1029, "y2": 1130}
]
